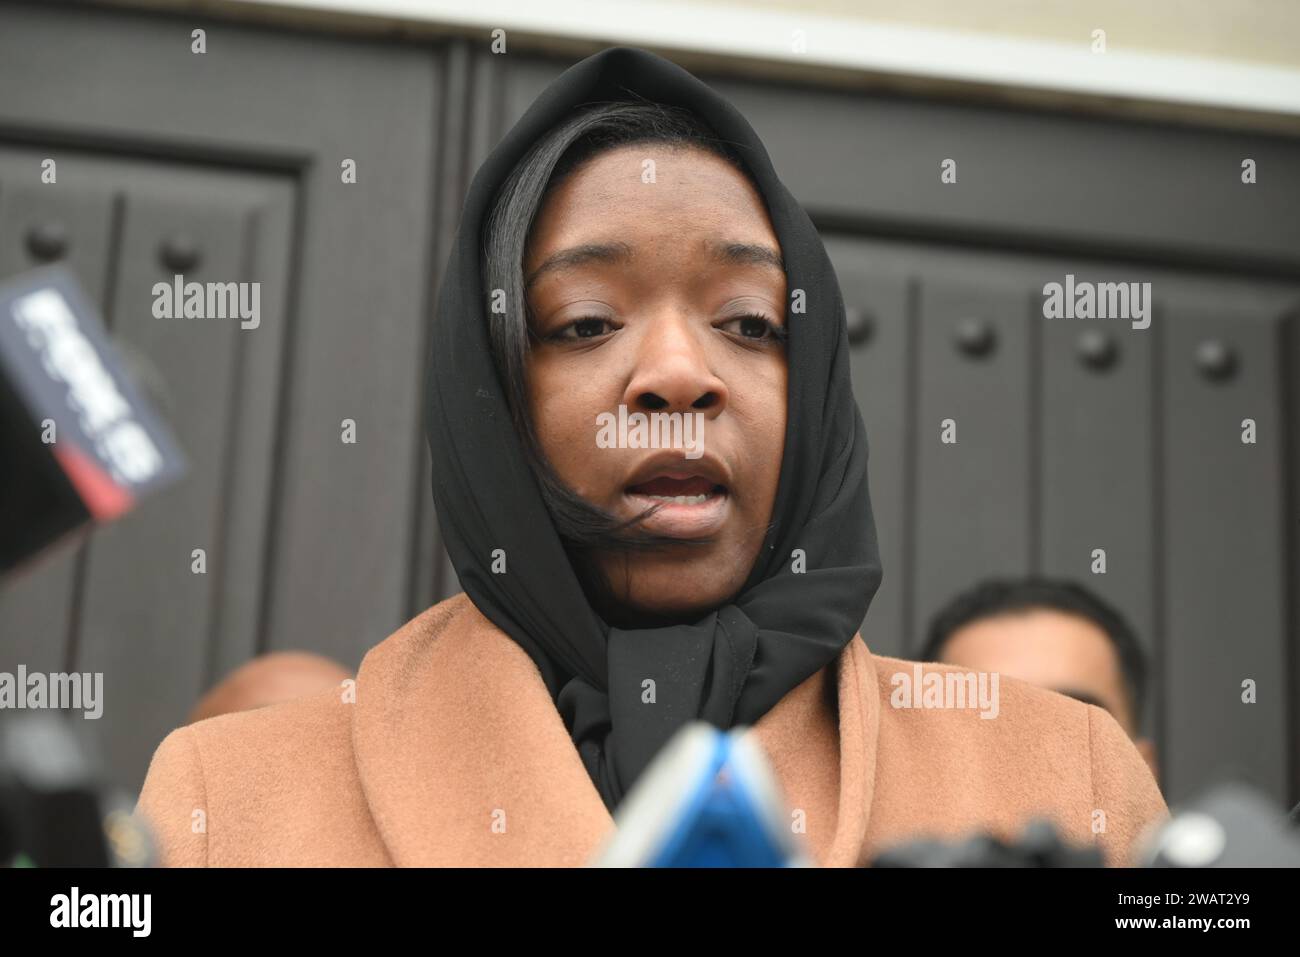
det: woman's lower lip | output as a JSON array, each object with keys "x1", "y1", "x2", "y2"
[{"x1": 623, "y1": 490, "x2": 729, "y2": 538}]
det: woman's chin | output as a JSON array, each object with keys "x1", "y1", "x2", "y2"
[{"x1": 595, "y1": 560, "x2": 744, "y2": 624}]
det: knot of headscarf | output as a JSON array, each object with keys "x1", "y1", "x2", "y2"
[
  {"x1": 426, "y1": 45, "x2": 882, "y2": 812},
  {"x1": 558, "y1": 605, "x2": 757, "y2": 807}
]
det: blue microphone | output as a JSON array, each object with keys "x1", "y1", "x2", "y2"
[{"x1": 591, "y1": 722, "x2": 813, "y2": 867}]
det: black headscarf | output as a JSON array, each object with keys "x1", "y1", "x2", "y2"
[{"x1": 427, "y1": 46, "x2": 882, "y2": 812}]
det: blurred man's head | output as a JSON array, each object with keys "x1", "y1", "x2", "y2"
[
  {"x1": 187, "y1": 651, "x2": 352, "y2": 724},
  {"x1": 920, "y1": 578, "x2": 1156, "y2": 777}
]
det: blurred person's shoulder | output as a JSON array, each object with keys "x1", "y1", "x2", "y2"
[
  {"x1": 133, "y1": 593, "x2": 479, "y2": 866},
  {"x1": 863, "y1": 649, "x2": 1168, "y2": 866}
]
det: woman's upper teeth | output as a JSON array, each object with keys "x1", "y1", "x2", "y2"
[{"x1": 626, "y1": 474, "x2": 719, "y2": 498}]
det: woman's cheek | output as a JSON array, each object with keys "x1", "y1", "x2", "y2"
[
  {"x1": 528, "y1": 367, "x2": 614, "y2": 492},
  {"x1": 732, "y1": 363, "x2": 787, "y2": 509},
  {"x1": 731, "y1": 364, "x2": 787, "y2": 435}
]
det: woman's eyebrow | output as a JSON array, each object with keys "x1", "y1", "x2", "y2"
[
  {"x1": 525, "y1": 240, "x2": 633, "y2": 289},
  {"x1": 524, "y1": 239, "x2": 784, "y2": 289},
  {"x1": 707, "y1": 240, "x2": 785, "y2": 273}
]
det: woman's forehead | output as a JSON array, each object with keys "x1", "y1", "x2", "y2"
[
  {"x1": 525, "y1": 146, "x2": 779, "y2": 268},
  {"x1": 540, "y1": 146, "x2": 768, "y2": 222}
]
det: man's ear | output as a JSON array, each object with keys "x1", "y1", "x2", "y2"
[{"x1": 1134, "y1": 737, "x2": 1159, "y2": 783}]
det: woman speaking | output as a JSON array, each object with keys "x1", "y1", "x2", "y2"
[{"x1": 135, "y1": 46, "x2": 1166, "y2": 867}]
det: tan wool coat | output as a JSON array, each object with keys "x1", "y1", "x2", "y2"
[{"x1": 134, "y1": 592, "x2": 1168, "y2": 867}]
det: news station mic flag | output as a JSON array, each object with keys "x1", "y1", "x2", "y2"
[
  {"x1": 425, "y1": 47, "x2": 883, "y2": 812},
  {"x1": 0, "y1": 266, "x2": 186, "y2": 573}
]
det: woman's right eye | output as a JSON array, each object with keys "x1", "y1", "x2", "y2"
[{"x1": 552, "y1": 317, "x2": 615, "y2": 340}]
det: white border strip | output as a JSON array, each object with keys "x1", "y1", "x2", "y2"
[{"x1": 224, "y1": 0, "x2": 1300, "y2": 116}]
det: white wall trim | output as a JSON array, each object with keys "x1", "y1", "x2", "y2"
[{"x1": 168, "y1": 0, "x2": 1300, "y2": 119}]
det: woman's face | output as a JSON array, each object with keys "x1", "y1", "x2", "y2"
[{"x1": 523, "y1": 144, "x2": 788, "y2": 621}]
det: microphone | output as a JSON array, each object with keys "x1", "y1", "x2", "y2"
[
  {"x1": 1139, "y1": 782, "x2": 1300, "y2": 867},
  {"x1": 0, "y1": 265, "x2": 186, "y2": 577},
  {"x1": 590, "y1": 722, "x2": 813, "y2": 867},
  {"x1": 0, "y1": 712, "x2": 155, "y2": 867}
]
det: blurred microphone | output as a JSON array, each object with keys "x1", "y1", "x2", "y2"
[
  {"x1": 1139, "y1": 782, "x2": 1300, "y2": 867},
  {"x1": 590, "y1": 722, "x2": 813, "y2": 867},
  {"x1": 870, "y1": 781, "x2": 1300, "y2": 867},
  {"x1": 0, "y1": 713, "x2": 154, "y2": 867},
  {"x1": 0, "y1": 265, "x2": 186, "y2": 577}
]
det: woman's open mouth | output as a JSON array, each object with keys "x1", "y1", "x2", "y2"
[{"x1": 624, "y1": 474, "x2": 730, "y2": 538}]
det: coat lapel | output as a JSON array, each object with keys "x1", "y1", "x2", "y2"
[
  {"x1": 352, "y1": 594, "x2": 613, "y2": 866},
  {"x1": 352, "y1": 593, "x2": 879, "y2": 866},
  {"x1": 749, "y1": 632, "x2": 879, "y2": 866}
]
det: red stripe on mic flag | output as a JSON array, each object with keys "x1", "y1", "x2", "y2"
[{"x1": 52, "y1": 442, "x2": 135, "y2": 521}]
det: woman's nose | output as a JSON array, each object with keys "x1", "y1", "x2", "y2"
[{"x1": 622, "y1": 318, "x2": 729, "y2": 416}]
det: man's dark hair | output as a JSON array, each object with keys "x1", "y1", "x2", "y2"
[{"x1": 919, "y1": 577, "x2": 1148, "y2": 727}]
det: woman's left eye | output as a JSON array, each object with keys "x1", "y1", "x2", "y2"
[
  {"x1": 553, "y1": 317, "x2": 615, "y2": 340},
  {"x1": 720, "y1": 314, "x2": 785, "y2": 342}
]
